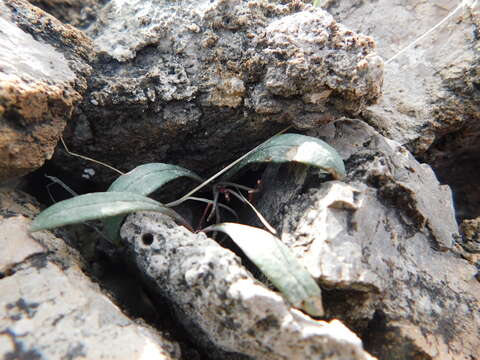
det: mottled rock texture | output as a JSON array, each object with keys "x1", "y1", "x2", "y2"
[
  {"x1": 0, "y1": 190, "x2": 182, "y2": 360},
  {"x1": 121, "y1": 212, "x2": 375, "y2": 360},
  {"x1": 51, "y1": 0, "x2": 383, "y2": 186},
  {"x1": 0, "y1": 0, "x2": 93, "y2": 183},
  {"x1": 250, "y1": 119, "x2": 480, "y2": 360},
  {"x1": 28, "y1": 0, "x2": 105, "y2": 28},
  {"x1": 322, "y1": 0, "x2": 480, "y2": 220},
  {"x1": 460, "y1": 217, "x2": 480, "y2": 254}
]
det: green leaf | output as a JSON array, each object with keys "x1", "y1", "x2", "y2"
[
  {"x1": 108, "y1": 163, "x2": 202, "y2": 195},
  {"x1": 221, "y1": 133, "x2": 345, "y2": 181},
  {"x1": 313, "y1": 0, "x2": 323, "y2": 7},
  {"x1": 203, "y1": 222, "x2": 324, "y2": 317},
  {"x1": 30, "y1": 192, "x2": 188, "y2": 236},
  {"x1": 104, "y1": 163, "x2": 201, "y2": 243}
]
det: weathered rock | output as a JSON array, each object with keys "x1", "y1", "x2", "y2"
[
  {"x1": 121, "y1": 212, "x2": 375, "y2": 360},
  {"x1": 323, "y1": 0, "x2": 478, "y2": 152},
  {"x1": 0, "y1": 216, "x2": 45, "y2": 274},
  {"x1": 322, "y1": 0, "x2": 480, "y2": 220},
  {"x1": 0, "y1": 190, "x2": 182, "y2": 360},
  {"x1": 251, "y1": 119, "x2": 480, "y2": 360},
  {"x1": 0, "y1": 0, "x2": 93, "y2": 183},
  {"x1": 52, "y1": 0, "x2": 383, "y2": 186},
  {"x1": 0, "y1": 189, "x2": 40, "y2": 219},
  {"x1": 460, "y1": 217, "x2": 480, "y2": 254},
  {"x1": 28, "y1": 0, "x2": 104, "y2": 28}
]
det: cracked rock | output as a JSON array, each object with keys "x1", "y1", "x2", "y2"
[
  {"x1": 322, "y1": 0, "x2": 480, "y2": 221},
  {"x1": 0, "y1": 0, "x2": 93, "y2": 183},
  {"x1": 0, "y1": 191, "x2": 182, "y2": 360},
  {"x1": 52, "y1": 0, "x2": 383, "y2": 185},
  {"x1": 251, "y1": 119, "x2": 480, "y2": 360},
  {"x1": 121, "y1": 212, "x2": 375, "y2": 360}
]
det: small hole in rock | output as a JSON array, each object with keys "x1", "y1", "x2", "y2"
[{"x1": 142, "y1": 233, "x2": 154, "y2": 246}]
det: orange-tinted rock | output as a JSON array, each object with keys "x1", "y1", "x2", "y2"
[{"x1": 0, "y1": 0, "x2": 93, "y2": 183}]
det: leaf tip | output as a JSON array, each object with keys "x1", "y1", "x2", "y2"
[{"x1": 301, "y1": 294, "x2": 325, "y2": 317}]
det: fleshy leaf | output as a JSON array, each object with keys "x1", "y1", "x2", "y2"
[
  {"x1": 108, "y1": 163, "x2": 202, "y2": 195},
  {"x1": 104, "y1": 163, "x2": 201, "y2": 243},
  {"x1": 30, "y1": 192, "x2": 188, "y2": 237},
  {"x1": 220, "y1": 133, "x2": 346, "y2": 181},
  {"x1": 203, "y1": 222, "x2": 324, "y2": 317}
]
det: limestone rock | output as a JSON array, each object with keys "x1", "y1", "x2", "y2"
[
  {"x1": 252, "y1": 119, "x2": 480, "y2": 360},
  {"x1": 121, "y1": 212, "x2": 375, "y2": 360},
  {"x1": 0, "y1": 190, "x2": 181, "y2": 360},
  {"x1": 0, "y1": 0, "x2": 93, "y2": 183},
  {"x1": 322, "y1": 0, "x2": 480, "y2": 220},
  {"x1": 54, "y1": 0, "x2": 383, "y2": 185}
]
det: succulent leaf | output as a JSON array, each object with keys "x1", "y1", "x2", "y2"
[
  {"x1": 30, "y1": 192, "x2": 188, "y2": 240},
  {"x1": 221, "y1": 133, "x2": 345, "y2": 181},
  {"x1": 203, "y1": 222, "x2": 324, "y2": 316},
  {"x1": 108, "y1": 163, "x2": 202, "y2": 195}
]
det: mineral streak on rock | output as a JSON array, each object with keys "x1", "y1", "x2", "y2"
[
  {"x1": 121, "y1": 212, "x2": 375, "y2": 360},
  {"x1": 55, "y1": 0, "x2": 383, "y2": 184}
]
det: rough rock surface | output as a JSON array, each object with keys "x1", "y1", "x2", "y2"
[
  {"x1": 28, "y1": 0, "x2": 105, "y2": 28},
  {"x1": 50, "y1": 0, "x2": 383, "y2": 186},
  {"x1": 0, "y1": 0, "x2": 93, "y2": 183},
  {"x1": 4, "y1": 1, "x2": 479, "y2": 359},
  {"x1": 251, "y1": 119, "x2": 480, "y2": 360},
  {"x1": 121, "y1": 212, "x2": 375, "y2": 360},
  {"x1": 460, "y1": 217, "x2": 480, "y2": 254},
  {"x1": 0, "y1": 190, "x2": 182, "y2": 360},
  {"x1": 322, "y1": 0, "x2": 480, "y2": 220}
]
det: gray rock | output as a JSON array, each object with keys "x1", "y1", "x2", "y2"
[
  {"x1": 322, "y1": 0, "x2": 480, "y2": 220},
  {"x1": 121, "y1": 212, "x2": 375, "y2": 360},
  {"x1": 0, "y1": 191, "x2": 182, "y2": 360},
  {"x1": 251, "y1": 119, "x2": 480, "y2": 360},
  {"x1": 54, "y1": 0, "x2": 383, "y2": 185}
]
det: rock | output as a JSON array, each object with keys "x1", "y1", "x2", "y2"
[
  {"x1": 323, "y1": 0, "x2": 478, "y2": 153},
  {"x1": 0, "y1": 189, "x2": 41, "y2": 219},
  {"x1": 0, "y1": 216, "x2": 45, "y2": 274},
  {"x1": 322, "y1": 0, "x2": 480, "y2": 220},
  {"x1": 28, "y1": 0, "x2": 103, "y2": 28},
  {"x1": 121, "y1": 212, "x2": 375, "y2": 360},
  {"x1": 0, "y1": 190, "x2": 182, "y2": 360},
  {"x1": 460, "y1": 217, "x2": 480, "y2": 254},
  {"x1": 251, "y1": 119, "x2": 480, "y2": 360},
  {"x1": 0, "y1": 0, "x2": 93, "y2": 183},
  {"x1": 52, "y1": 0, "x2": 383, "y2": 186}
]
